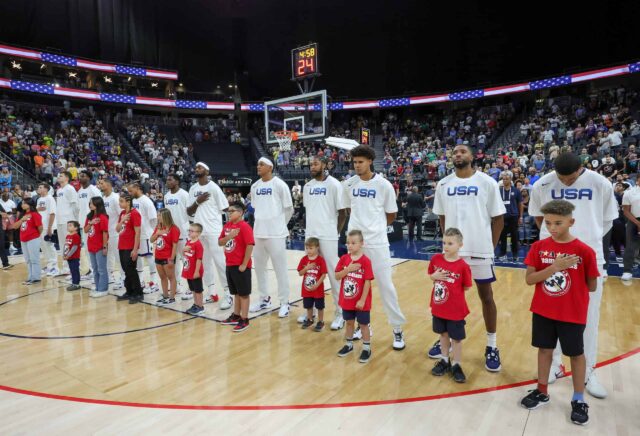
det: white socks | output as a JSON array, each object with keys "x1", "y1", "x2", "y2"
[{"x1": 487, "y1": 332, "x2": 497, "y2": 348}]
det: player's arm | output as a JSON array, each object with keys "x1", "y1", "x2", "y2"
[
  {"x1": 337, "y1": 209, "x2": 347, "y2": 234},
  {"x1": 150, "y1": 228, "x2": 159, "y2": 243},
  {"x1": 47, "y1": 209, "x2": 55, "y2": 235},
  {"x1": 622, "y1": 205, "x2": 640, "y2": 228},
  {"x1": 534, "y1": 216, "x2": 543, "y2": 229},
  {"x1": 386, "y1": 212, "x2": 396, "y2": 225},
  {"x1": 491, "y1": 214, "x2": 504, "y2": 248},
  {"x1": 438, "y1": 215, "x2": 445, "y2": 233}
]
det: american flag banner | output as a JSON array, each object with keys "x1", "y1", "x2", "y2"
[
  {"x1": 0, "y1": 78, "x2": 10, "y2": 88},
  {"x1": 11, "y1": 80, "x2": 54, "y2": 94},
  {"x1": 41, "y1": 52, "x2": 77, "y2": 67},
  {"x1": 176, "y1": 100, "x2": 207, "y2": 109},
  {"x1": 529, "y1": 75, "x2": 571, "y2": 90},
  {"x1": 115, "y1": 65, "x2": 146, "y2": 76},
  {"x1": 410, "y1": 94, "x2": 449, "y2": 105},
  {"x1": 628, "y1": 62, "x2": 640, "y2": 73},
  {"x1": 136, "y1": 97, "x2": 175, "y2": 107},
  {"x1": 328, "y1": 102, "x2": 344, "y2": 110},
  {"x1": 75, "y1": 59, "x2": 116, "y2": 72},
  {"x1": 0, "y1": 44, "x2": 40, "y2": 59},
  {"x1": 54, "y1": 87, "x2": 100, "y2": 100},
  {"x1": 379, "y1": 98, "x2": 410, "y2": 107},
  {"x1": 248, "y1": 103, "x2": 265, "y2": 111},
  {"x1": 342, "y1": 100, "x2": 378, "y2": 109},
  {"x1": 483, "y1": 83, "x2": 530, "y2": 97},
  {"x1": 571, "y1": 65, "x2": 629, "y2": 83},
  {"x1": 100, "y1": 93, "x2": 135, "y2": 104},
  {"x1": 147, "y1": 69, "x2": 178, "y2": 80},
  {"x1": 449, "y1": 89, "x2": 484, "y2": 101},
  {"x1": 206, "y1": 102, "x2": 235, "y2": 110}
]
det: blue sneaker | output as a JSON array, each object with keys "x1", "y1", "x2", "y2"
[
  {"x1": 485, "y1": 346, "x2": 502, "y2": 372},
  {"x1": 187, "y1": 304, "x2": 204, "y2": 315},
  {"x1": 427, "y1": 340, "x2": 442, "y2": 359}
]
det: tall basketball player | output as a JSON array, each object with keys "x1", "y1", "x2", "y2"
[
  {"x1": 249, "y1": 157, "x2": 293, "y2": 318},
  {"x1": 78, "y1": 170, "x2": 101, "y2": 278},
  {"x1": 128, "y1": 182, "x2": 159, "y2": 293},
  {"x1": 299, "y1": 155, "x2": 347, "y2": 329},
  {"x1": 56, "y1": 171, "x2": 78, "y2": 275},
  {"x1": 343, "y1": 146, "x2": 406, "y2": 350},
  {"x1": 431, "y1": 144, "x2": 505, "y2": 371},
  {"x1": 99, "y1": 178, "x2": 122, "y2": 289},
  {"x1": 529, "y1": 152, "x2": 617, "y2": 399},
  {"x1": 186, "y1": 162, "x2": 232, "y2": 309},
  {"x1": 36, "y1": 182, "x2": 58, "y2": 276},
  {"x1": 164, "y1": 173, "x2": 190, "y2": 296}
]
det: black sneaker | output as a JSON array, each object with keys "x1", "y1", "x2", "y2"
[
  {"x1": 570, "y1": 401, "x2": 589, "y2": 425},
  {"x1": 117, "y1": 293, "x2": 131, "y2": 301},
  {"x1": 520, "y1": 389, "x2": 550, "y2": 410},
  {"x1": 337, "y1": 344, "x2": 354, "y2": 357},
  {"x1": 221, "y1": 313, "x2": 241, "y2": 325},
  {"x1": 187, "y1": 305, "x2": 204, "y2": 315},
  {"x1": 313, "y1": 321, "x2": 325, "y2": 332},
  {"x1": 2, "y1": 264, "x2": 13, "y2": 270},
  {"x1": 450, "y1": 363, "x2": 466, "y2": 383},
  {"x1": 359, "y1": 349, "x2": 371, "y2": 363},
  {"x1": 233, "y1": 318, "x2": 249, "y2": 333},
  {"x1": 431, "y1": 359, "x2": 450, "y2": 376},
  {"x1": 128, "y1": 295, "x2": 143, "y2": 304},
  {"x1": 157, "y1": 296, "x2": 169, "y2": 304},
  {"x1": 301, "y1": 318, "x2": 314, "y2": 329},
  {"x1": 165, "y1": 298, "x2": 175, "y2": 304}
]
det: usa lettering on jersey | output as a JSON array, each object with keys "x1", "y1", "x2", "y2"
[
  {"x1": 165, "y1": 198, "x2": 179, "y2": 206},
  {"x1": 447, "y1": 186, "x2": 479, "y2": 196},
  {"x1": 352, "y1": 188, "x2": 376, "y2": 198},
  {"x1": 256, "y1": 188, "x2": 272, "y2": 195},
  {"x1": 308, "y1": 187, "x2": 327, "y2": 195},
  {"x1": 550, "y1": 188, "x2": 593, "y2": 200}
]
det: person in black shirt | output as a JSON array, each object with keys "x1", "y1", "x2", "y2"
[
  {"x1": 598, "y1": 154, "x2": 617, "y2": 181},
  {"x1": 405, "y1": 186, "x2": 425, "y2": 241},
  {"x1": 497, "y1": 174, "x2": 523, "y2": 261}
]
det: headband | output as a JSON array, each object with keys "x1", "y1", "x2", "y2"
[
  {"x1": 258, "y1": 157, "x2": 273, "y2": 167},
  {"x1": 195, "y1": 162, "x2": 210, "y2": 171}
]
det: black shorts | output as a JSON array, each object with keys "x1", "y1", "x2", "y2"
[
  {"x1": 303, "y1": 296, "x2": 325, "y2": 310},
  {"x1": 187, "y1": 278, "x2": 204, "y2": 293},
  {"x1": 342, "y1": 309, "x2": 370, "y2": 325},
  {"x1": 432, "y1": 316, "x2": 466, "y2": 341},
  {"x1": 532, "y1": 313, "x2": 585, "y2": 357},
  {"x1": 226, "y1": 266, "x2": 251, "y2": 297},
  {"x1": 155, "y1": 258, "x2": 175, "y2": 266}
]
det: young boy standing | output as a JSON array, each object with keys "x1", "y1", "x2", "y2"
[
  {"x1": 297, "y1": 237, "x2": 328, "y2": 332},
  {"x1": 428, "y1": 228, "x2": 472, "y2": 383},
  {"x1": 335, "y1": 230, "x2": 374, "y2": 363},
  {"x1": 183, "y1": 223, "x2": 205, "y2": 315},
  {"x1": 521, "y1": 200, "x2": 599, "y2": 426},
  {"x1": 219, "y1": 202, "x2": 255, "y2": 332}
]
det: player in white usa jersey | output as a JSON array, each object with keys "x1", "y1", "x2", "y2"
[
  {"x1": 344, "y1": 145, "x2": 407, "y2": 350},
  {"x1": 78, "y1": 170, "x2": 101, "y2": 278},
  {"x1": 249, "y1": 157, "x2": 293, "y2": 318},
  {"x1": 164, "y1": 173, "x2": 190, "y2": 295},
  {"x1": 36, "y1": 182, "x2": 58, "y2": 275},
  {"x1": 432, "y1": 144, "x2": 505, "y2": 372},
  {"x1": 529, "y1": 152, "x2": 618, "y2": 399},
  {"x1": 99, "y1": 178, "x2": 123, "y2": 289},
  {"x1": 301, "y1": 156, "x2": 348, "y2": 330}
]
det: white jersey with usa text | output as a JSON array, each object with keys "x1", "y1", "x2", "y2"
[
  {"x1": 529, "y1": 168, "x2": 618, "y2": 263},
  {"x1": 165, "y1": 188, "x2": 190, "y2": 238},
  {"x1": 303, "y1": 176, "x2": 346, "y2": 241},
  {"x1": 56, "y1": 184, "x2": 78, "y2": 222},
  {"x1": 101, "y1": 192, "x2": 121, "y2": 234},
  {"x1": 433, "y1": 171, "x2": 506, "y2": 258},
  {"x1": 78, "y1": 184, "x2": 101, "y2": 224},
  {"x1": 37, "y1": 195, "x2": 57, "y2": 229},
  {"x1": 251, "y1": 176, "x2": 293, "y2": 239},
  {"x1": 132, "y1": 194, "x2": 157, "y2": 240},
  {"x1": 343, "y1": 174, "x2": 398, "y2": 247},
  {"x1": 188, "y1": 181, "x2": 228, "y2": 235}
]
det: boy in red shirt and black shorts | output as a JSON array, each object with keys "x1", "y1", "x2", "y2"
[
  {"x1": 183, "y1": 223, "x2": 205, "y2": 315},
  {"x1": 521, "y1": 200, "x2": 598, "y2": 426},
  {"x1": 335, "y1": 230, "x2": 374, "y2": 363},
  {"x1": 297, "y1": 237, "x2": 328, "y2": 332},
  {"x1": 219, "y1": 202, "x2": 255, "y2": 332},
  {"x1": 428, "y1": 227, "x2": 472, "y2": 383}
]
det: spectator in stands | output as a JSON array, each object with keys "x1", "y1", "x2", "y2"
[
  {"x1": 0, "y1": 167, "x2": 12, "y2": 190},
  {"x1": 598, "y1": 154, "x2": 618, "y2": 181},
  {"x1": 405, "y1": 186, "x2": 425, "y2": 241}
]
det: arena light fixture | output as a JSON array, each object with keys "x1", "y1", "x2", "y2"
[
  {"x1": 11, "y1": 61, "x2": 22, "y2": 70},
  {"x1": 151, "y1": 81, "x2": 159, "y2": 88},
  {"x1": 40, "y1": 63, "x2": 47, "y2": 70},
  {"x1": 68, "y1": 72, "x2": 77, "y2": 78},
  {"x1": 104, "y1": 75, "x2": 112, "y2": 83}
]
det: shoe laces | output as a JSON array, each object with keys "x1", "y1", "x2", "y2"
[
  {"x1": 486, "y1": 347, "x2": 500, "y2": 360},
  {"x1": 394, "y1": 331, "x2": 404, "y2": 341}
]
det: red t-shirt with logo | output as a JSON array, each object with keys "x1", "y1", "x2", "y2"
[
  {"x1": 182, "y1": 239, "x2": 204, "y2": 279},
  {"x1": 427, "y1": 254, "x2": 472, "y2": 321},
  {"x1": 85, "y1": 214, "x2": 109, "y2": 253},
  {"x1": 117, "y1": 209, "x2": 142, "y2": 250},
  {"x1": 64, "y1": 233, "x2": 81, "y2": 260},
  {"x1": 336, "y1": 254, "x2": 374, "y2": 311},
  {"x1": 524, "y1": 237, "x2": 599, "y2": 324},
  {"x1": 19, "y1": 211, "x2": 42, "y2": 242},
  {"x1": 297, "y1": 255, "x2": 328, "y2": 298},
  {"x1": 218, "y1": 221, "x2": 255, "y2": 267},
  {"x1": 152, "y1": 225, "x2": 180, "y2": 260}
]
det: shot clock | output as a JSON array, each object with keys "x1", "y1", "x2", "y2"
[{"x1": 291, "y1": 43, "x2": 319, "y2": 80}]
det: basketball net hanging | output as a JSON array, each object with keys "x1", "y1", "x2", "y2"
[{"x1": 274, "y1": 130, "x2": 298, "y2": 152}]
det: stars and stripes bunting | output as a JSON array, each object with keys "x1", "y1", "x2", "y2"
[{"x1": 571, "y1": 65, "x2": 629, "y2": 83}]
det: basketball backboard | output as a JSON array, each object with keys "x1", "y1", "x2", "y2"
[{"x1": 264, "y1": 90, "x2": 327, "y2": 144}]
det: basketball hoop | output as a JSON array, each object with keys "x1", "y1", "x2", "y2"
[{"x1": 274, "y1": 130, "x2": 298, "y2": 152}]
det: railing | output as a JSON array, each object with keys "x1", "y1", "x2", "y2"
[{"x1": 0, "y1": 149, "x2": 40, "y2": 188}]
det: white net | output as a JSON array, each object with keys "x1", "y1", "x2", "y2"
[{"x1": 275, "y1": 131, "x2": 295, "y2": 152}]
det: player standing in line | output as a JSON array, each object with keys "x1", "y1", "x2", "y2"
[
  {"x1": 186, "y1": 162, "x2": 232, "y2": 309},
  {"x1": 164, "y1": 173, "x2": 191, "y2": 297},
  {"x1": 56, "y1": 171, "x2": 78, "y2": 275},
  {"x1": 98, "y1": 178, "x2": 123, "y2": 290},
  {"x1": 78, "y1": 170, "x2": 101, "y2": 280},
  {"x1": 529, "y1": 152, "x2": 617, "y2": 399},
  {"x1": 343, "y1": 145, "x2": 407, "y2": 350},
  {"x1": 128, "y1": 182, "x2": 159, "y2": 294},
  {"x1": 299, "y1": 155, "x2": 348, "y2": 329},
  {"x1": 249, "y1": 157, "x2": 294, "y2": 318},
  {"x1": 431, "y1": 144, "x2": 506, "y2": 371},
  {"x1": 36, "y1": 183, "x2": 58, "y2": 276}
]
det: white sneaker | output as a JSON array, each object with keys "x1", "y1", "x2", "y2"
[
  {"x1": 89, "y1": 290, "x2": 108, "y2": 298},
  {"x1": 602, "y1": 271, "x2": 608, "y2": 279},
  {"x1": 108, "y1": 275, "x2": 116, "y2": 284},
  {"x1": 47, "y1": 268, "x2": 60, "y2": 277},
  {"x1": 61, "y1": 268, "x2": 70, "y2": 275},
  {"x1": 393, "y1": 329, "x2": 406, "y2": 350},
  {"x1": 41, "y1": 267, "x2": 49, "y2": 275},
  {"x1": 586, "y1": 370, "x2": 608, "y2": 399},
  {"x1": 621, "y1": 272, "x2": 633, "y2": 281},
  {"x1": 113, "y1": 280, "x2": 124, "y2": 290},
  {"x1": 330, "y1": 315, "x2": 345, "y2": 331},
  {"x1": 9, "y1": 245, "x2": 18, "y2": 255},
  {"x1": 249, "y1": 296, "x2": 272, "y2": 312},
  {"x1": 181, "y1": 290, "x2": 193, "y2": 300},
  {"x1": 143, "y1": 283, "x2": 160, "y2": 294},
  {"x1": 220, "y1": 294, "x2": 233, "y2": 310},
  {"x1": 548, "y1": 363, "x2": 566, "y2": 384},
  {"x1": 81, "y1": 271, "x2": 93, "y2": 281},
  {"x1": 352, "y1": 324, "x2": 373, "y2": 340},
  {"x1": 297, "y1": 309, "x2": 317, "y2": 323},
  {"x1": 278, "y1": 304, "x2": 290, "y2": 318}
]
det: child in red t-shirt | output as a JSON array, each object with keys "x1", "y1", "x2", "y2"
[
  {"x1": 521, "y1": 200, "x2": 598, "y2": 426},
  {"x1": 297, "y1": 237, "x2": 328, "y2": 332},
  {"x1": 84, "y1": 197, "x2": 110, "y2": 297},
  {"x1": 116, "y1": 194, "x2": 143, "y2": 303},
  {"x1": 428, "y1": 228, "x2": 472, "y2": 383},
  {"x1": 183, "y1": 223, "x2": 205, "y2": 315},
  {"x1": 14, "y1": 198, "x2": 43, "y2": 285},
  {"x1": 218, "y1": 202, "x2": 255, "y2": 332},
  {"x1": 151, "y1": 209, "x2": 181, "y2": 305},
  {"x1": 335, "y1": 230, "x2": 374, "y2": 363},
  {"x1": 64, "y1": 221, "x2": 82, "y2": 291}
]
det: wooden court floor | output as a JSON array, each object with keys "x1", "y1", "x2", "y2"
[{"x1": 0, "y1": 250, "x2": 638, "y2": 434}]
